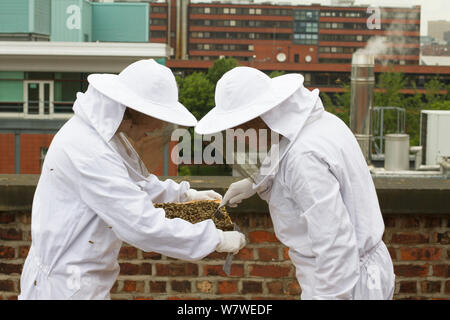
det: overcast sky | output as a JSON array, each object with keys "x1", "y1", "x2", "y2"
[{"x1": 191, "y1": 0, "x2": 450, "y2": 35}]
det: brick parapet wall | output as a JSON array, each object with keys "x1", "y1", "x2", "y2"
[{"x1": 0, "y1": 210, "x2": 448, "y2": 300}]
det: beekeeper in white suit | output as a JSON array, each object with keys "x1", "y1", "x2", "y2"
[
  {"x1": 19, "y1": 59, "x2": 245, "y2": 300},
  {"x1": 195, "y1": 67, "x2": 395, "y2": 300}
]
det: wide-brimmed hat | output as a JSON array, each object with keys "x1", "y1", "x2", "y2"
[
  {"x1": 87, "y1": 59, "x2": 197, "y2": 127},
  {"x1": 195, "y1": 67, "x2": 302, "y2": 135}
]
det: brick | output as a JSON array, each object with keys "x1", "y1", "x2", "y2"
[
  {"x1": 150, "y1": 281, "x2": 166, "y2": 293},
  {"x1": 424, "y1": 217, "x2": 441, "y2": 228},
  {"x1": 266, "y1": 281, "x2": 283, "y2": 294},
  {"x1": 0, "y1": 228, "x2": 22, "y2": 241},
  {"x1": 142, "y1": 251, "x2": 162, "y2": 260},
  {"x1": 118, "y1": 246, "x2": 137, "y2": 259},
  {"x1": 249, "y1": 264, "x2": 290, "y2": 278},
  {"x1": 119, "y1": 263, "x2": 140, "y2": 275},
  {"x1": 171, "y1": 281, "x2": 191, "y2": 293},
  {"x1": 155, "y1": 263, "x2": 198, "y2": 276},
  {"x1": 0, "y1": 280, "x2": 15, "y2": 292},
  {"x1": 435, "y1": 231, "x2": 449, "y2": 245},
  {"x1": 205, "y1": 251, "x2": 228, "y2": 260},
  {"x1": 110, "y1": 281, "x2": 118, "y2": 294},
  {"x1": 0, "y1": 246, "x2": 15, "y2": 259},
  {"x1": 283, "y1": 247, "x2": 290, "y2": 260},
  {"x1": 249, "y1": 231, "x2": 278, "y2": 243},
  {"x1": 134, "y1": 297, "x2": 153, "y2": 300},
  {"x1": 242, "y1": 281, "x2": 263, "y2": 294},
  {"x1": 0, "y1": 263, "x2": 22, "y2": 275},
  {"x1": 394, "y1": 264, "x2": 429, "y2": 277},
  {"x1": 139, "y1": 263, "x2": 152, "y2": 275},
  {"x1": 401, "y1": 217, "x2": 420, "y2": 228},
  {"x1": 249, "y1": 214, "x2": 273, "y2": 228},
  {"x1": 258, "y1": 248, "x2": 279, "y2": 261},
  {"x1": 122, "y1": 280, "x2": 136, "y2": 292},
  {"x1": 19, "y1": 214, "x2": 32, "y2": 225},
  {"x1": 383, "y1": 217, "x2": 396, "y2": 228},
  {"x1": 400, "y1": 248, "x2": 442, "y2": 261},
  {"x1": 234, "y1": 248, "x2": 253, "y2": 261},
  {"x1": 391, "y1": 233, "x2": 429, "y2": 244},
  {"x1": 446, "y1": 281, "x2": 450, "y2": 294},
  {"x1": 0, "y1": 213, "x2": 15, "y2": 224},
  {"x1": 432, "y1": 264, "x2": 449, "y2": 277},
  {"x1": 18, "y1": 246, "x2": 29, "y2": 259},
  {"x1": 196, "y1": 280, "x2": 213, "y2": 293},
  {"x1": 421, "y1": 281, "x2": 441, "y2": 293},
  {"x1": 387, "y1": 247, "x2": 397, "y2": 260},
  {"x1": 217, "y1": 281, "x2": 238, "y2": 294},
  {"x1": 287, "y1": 281, "x2": 301, "y2": 296},
  {"x1": 204, "y1": 264, "x2": 244, "y2": 277},
  {"x1": 399, "y1": 281, "x2": 417, "y2": 293}
]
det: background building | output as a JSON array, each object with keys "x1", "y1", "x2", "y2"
[
  {"x1": 428, "y1": 20, "x2": 450, "y2": 43},
  {"x1": 0, "y1": 0, "x2": 173, "y2": 175}
]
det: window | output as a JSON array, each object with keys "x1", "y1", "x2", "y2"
[
  {"x1": 230, "y1": 8, "x2": 236, "y2": 14},
  {"x1": 248, "y1": 45, "x2": 254, "y2": 51},
  {"x1": 294, "y1": 54, "x2": 299, "y2": 63},
  {"x1": 204, "y1": 7, "x2": 210, "y2": 14},
  {"x1": 249, "y1": 8, "x2": 255, "y2": 15},
  {"x1": 255, "y1": 9, "x2": 261, "y2": 15},
  {"x1": 230, "y1": 20, "x2": 236, "y2": 27},
  {"x1": 224, "y1": 8, "x2": 229, "y2": 14}
]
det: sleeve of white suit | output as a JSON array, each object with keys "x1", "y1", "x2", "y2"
[
  {"x1": 76, "y1": 149, "x2": 220, "y2": 261},
  {"x1": 285, "y1": 152, "x2": 360, "y2": 300},
  {"x1": 139, "y1": 174, "x2": 190, "y2": 203}
]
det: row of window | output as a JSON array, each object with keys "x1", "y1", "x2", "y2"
[
  {"x1": 319, "y1": 34, "x2": 419, "y2": 44},
  {"x1": 319, "y1": 22, "x2": 419, "y2": 31},
  {"x1": 293, "y1": 33, "x2": 318, "y2": 45},
  {"x1": 150, "y1": 18, "x2": 166, "y2": 26},
  {"x1": 190, "y1": 31, "x2": 291, "y2": 40},
  {"x1": 190, "y1": 19, "x2": 291, "y2": 28},
  {"x1": 190, "y1": 7, "x2": 291, "y2": 16},
  {"x1": 150, "y1": 31, "x2": 166, "y2": 38},
  {"x1": 293, "y1": 10, "x2": 319, "y2": 21},
  {"x1": 294, "y1": 21, "x2": 319, "y2": 33},
  {"x1": 319, "y1": 10, "x2": 420, "y2": 20},
  {"x1": 319, "y1": 46, "x2": 420, "y2": 55},
  {"x1": 189, "y1": 43, "x2": 254, "y2": 51},
  {"x1": 151, "y1": 6, "x2": 167, "y2": 14}
]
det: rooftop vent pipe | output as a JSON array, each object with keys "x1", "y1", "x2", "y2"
[{"x1": 350, "y1": 52, "x2": 375, "y2": 164}]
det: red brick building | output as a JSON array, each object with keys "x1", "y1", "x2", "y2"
[{"x1": 149, "y1": 1, "x2": 449, "y2": 94}]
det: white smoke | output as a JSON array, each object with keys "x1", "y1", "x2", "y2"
[{"x1": 356, "y1": 8, "x2": 419, "y2": 65}]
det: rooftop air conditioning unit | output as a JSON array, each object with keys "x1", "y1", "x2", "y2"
[{"x1": 420, "y1": 110, "x2": 450, "y2": 165}]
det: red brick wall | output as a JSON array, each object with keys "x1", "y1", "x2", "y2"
[
  {"x1": 0, "y1": 211, "x2": 448, "y2": 300},
  {"x1": 19, "y1": 134, "x2": 54, "y2": 174},
  {"x1": 0, "y1": 134, "x2": 15, "y2": 174}
]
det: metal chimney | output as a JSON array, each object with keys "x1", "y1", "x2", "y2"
[{"x1": 350, "y1": 52, "x2": 375, "y2": 163}]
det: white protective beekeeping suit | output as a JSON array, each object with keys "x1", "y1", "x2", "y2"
[
  {"x1": 195, "y1": 67, "x2": 396, "y2": 300},
  {"x1": 256, "y1": 88, "x2": 395, "y2": 300},
  {"x1": 18, "y1": 85, "x2": 223, "y2": 300}
]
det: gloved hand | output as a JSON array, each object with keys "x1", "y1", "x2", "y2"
[
  {"x1": 221, "y1": 178, "x2": 256, "y2": 208},
  {"x1": 215, "y1": 229, "x2": 246, "y2": 254},
  {"x1": 185, "y1": 189, "x2": 222, "y2": 201}
]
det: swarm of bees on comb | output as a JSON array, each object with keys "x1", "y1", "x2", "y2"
[{"x1": 154, "y1": 200, "x2": 234, "y2": 231}]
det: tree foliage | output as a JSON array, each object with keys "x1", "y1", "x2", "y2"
[
  {"x1": 177, "y1": 72, "x2": 215, "y2": 119},
  {"x1": 207, "y1": 57, "x2": 238, "y2": 85}
]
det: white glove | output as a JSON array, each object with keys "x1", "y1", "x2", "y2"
[
  {"x1": 215, "y1": 229, "x2": 246, "y2": 254},
  {"x1": 185, "y1": 189, "x2": 222, "y2": 201},
  {"x1": 221, "y1": 178, "x2": 256, "y2": 208}
]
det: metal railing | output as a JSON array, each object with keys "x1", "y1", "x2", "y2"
[
  {"x1": 0, "y1": 101, "x2": 74, "y2": 115},
  {"x1": 372, "y1": 106, "x2": 406, "y2": 156}
]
